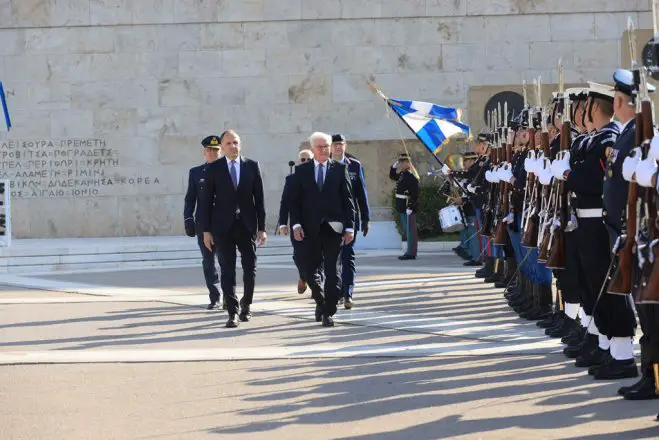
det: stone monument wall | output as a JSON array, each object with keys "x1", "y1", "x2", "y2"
[{"x1": 0, "y1": 0, "x2": 651, "y2": 237}]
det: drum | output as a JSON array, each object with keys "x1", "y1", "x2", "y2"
[{"x1": 438, "y1": 205, "x2": 465, "y2": 233}]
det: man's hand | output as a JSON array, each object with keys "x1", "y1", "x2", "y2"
[
  {"x1": 184, "y1": 219, "x2": 195, "y2": 238},
  {"x1": 406, "y1": 208, "x2": 413, "y2": 216},
  {"x1": 293, "y1": 226, "x2": 305, "y2": 241},
  {"x1": 203, "y1": 232, "x2": 214, "y2": 252},
  {"x1": 279, "y1": 225, "x2": 289, "y2": 236},
  {"x1": 343, "y1": 230, "x2": 355, "y2": 245},
  {"x1": 257, "y1": 231, "x2": 267, "y2": 246},
  {"x1": 362, "y1": 221, "x2": 369, "y2": 237}
]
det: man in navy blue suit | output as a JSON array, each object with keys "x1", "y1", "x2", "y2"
[
  {"x1": 331, "y1": 134, "x2": 370, "y2": 309},
  {"x1": 184, "y1": 135, "x2": 224, "y2": 310}
]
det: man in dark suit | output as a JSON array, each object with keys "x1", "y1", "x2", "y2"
[
  {"x1": 183, "y1": 135, "x2": 225, "y2": 310},
  {"x1": 201, "y1": 129, "x2": 267, "y2": 328},
  {"x1": 290, "y1": 131, "x2": 356, "y2": 327},
  {"x1": 278, "y1": 149, "x2": 314, "y2": 294},
  {"x1": 330, "y1": 134, "x2": 370, "y2": 309}
]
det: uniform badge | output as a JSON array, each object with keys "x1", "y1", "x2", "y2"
[{"x1": 608, "y1": 169, "x2": 613, "y2": 178}]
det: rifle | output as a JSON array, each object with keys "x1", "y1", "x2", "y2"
[
  {"x1": 545, "y1": 60, "x2": 570, "y2": 270},
  {"x1": 495, "y1": 103, "x2": 511, "y2": 245},
  {"x1": 608, "y1": 18, "x2": 644, "y2": 296},
  {"x1": 522, "y1": 78, "x2": 544, "y2": 248}
]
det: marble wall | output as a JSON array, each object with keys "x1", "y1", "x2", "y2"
[{"x1": 0, "y1": 0, "x2": 651, "y2": 237}]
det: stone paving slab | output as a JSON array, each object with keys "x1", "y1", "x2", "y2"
[{"x1": 1, "y1": 359, "x2": 657, "y2": 440}]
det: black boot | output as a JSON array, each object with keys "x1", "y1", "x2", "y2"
[
  {"x1": 595, "y1": 358, "x2": 639, "y2": 381},
  {"x1": 546, "y1": 316, "x2": 579, "y2": 338},
  {"x1": 562, "y1": 325, "x2": 586, "y2": 346},
  {"x1": 618, "y1": 366, "x2": 657, "y2": 398},
  {"x1": 495, "y1": 258, "x2": 517, "y2": 288},
  {"x1": 563, "y1": 333, "x2": 598, "y2": 359},
  {"x1": 513, "y1": 277, "x2": 535, "y2": 315},
  {"x1": 521, "y1": 283, "x2": 552, "y2": 320},
  {"x1": 537, "y1": 311, "x2": 563, "y2": 329},
  {"x1": 475, "y1": 257, "x2": 494, "y2": 279},
  {"x1": 575, "y1": 346, "x2": 612, "y2": 368},
  {"x1": 484, "y1": 258, "x2": 504, "y2": 283}
]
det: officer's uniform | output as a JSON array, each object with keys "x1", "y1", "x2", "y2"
[
  {"x1": 184, "y1": 135, "x2": 222, "y2": 308},
  {"x1": 390, "y1": 152, "x2": 419, "y2": 259},
  {"x1": 454, "y1": 152, "x2": 480, "y2": 264},
  {"x1": 332, "y1": 134, "x2": 371, "y2": 303}
]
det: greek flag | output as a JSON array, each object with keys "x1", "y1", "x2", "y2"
[
  {"x1": 0, "y1": 81, "x2": 10, "y2": 132},
  {"x1": 389, "y1": 98, "x2": 470, "y2": 156}
]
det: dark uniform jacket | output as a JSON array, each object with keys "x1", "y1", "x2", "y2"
[
  {"x1": 184, "y1": 163, "x2": 210, "y2": 227},
  {"x1": 277, "y1": 173, "x2": 295, "y2": 228},
  {"x1": 390, "y1": 166, "x2": 419, "y2": 213},
  {"x1": 343, "y1": 157, "x2": 370, "y2": 231},
  {"x1": 565, "y1": 121, "x2": 620, "y2": 211},
  {"x1": 603, "y1": 119, "x2": 636, "y2": 234}
]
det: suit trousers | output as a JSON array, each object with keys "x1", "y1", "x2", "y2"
[
  {"x1": 341, "y1": 234, "x2": 357, "y2": 299},
  {"x1": 214, "y1": 218, "x2": 257, "y2": 316},
  {"x1": 196, "y1": 231, "x2": 221, "y2": 304},
  {"x1": 561, "y1": 230, "x2": 583, "y2": 305},
  {"x1": 290, "y1": 233, "x2": 305, "y2": 281},
  {"x1": 399, "y1": 213, "x2": 418, "y2": 256},
  {"x1": 303, "y1": 223, "x2": 344, "y2": 317}
]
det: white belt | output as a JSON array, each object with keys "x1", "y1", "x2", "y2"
[
  {"x1": 396, "y1": 194, "x2": 409, "y2": 199},
  {"x1": 577, "y1": 208, "x2": 602, "y2": 218}
]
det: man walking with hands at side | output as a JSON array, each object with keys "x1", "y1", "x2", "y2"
[
  {"x1": 290, "y1": 132, "x2": 356, "y2": 327},
  {"x1": 201, "y1": 130, "x2": 267, "y2": 328}
]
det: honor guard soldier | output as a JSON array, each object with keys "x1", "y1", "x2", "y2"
[
  {"x1": 331, "y1": 134, "x2": 371, "y2": 309},
  {"x1": 452, "y1": 151, "x2": 481, "y2": 266},
  {"x1": 184, "y1": 135, "x2": 224, "y2": 310},
  {"x1": 390, "y1": 152, "x2": 419, "y2": 260},
  {"x1": 612, "y1": 68, "x2": 659, "y2": 398}
]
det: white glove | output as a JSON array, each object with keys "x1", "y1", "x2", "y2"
[
  {"x1": 498, "y1": 164, "x2": 513, "y2": 183},
  {"x1": 467, "y1": 184, "x2": 477, "y2": 194},
  {"x1": 622, "y1": 147, "x2": 642, "y2": 182},
  {"x1": 485, "y1": 170, "x2": 493, "y2": 182},
  {"x1": 650, "y1": 134, "x2": 659, "y2": 161},
  {"x1": 531, "y1": 152, "x2": 545, "y2": 174},
  {"x1": 551, "y1": 157, "x2": 570, "y2": 180},
  {"x1": 405, "y1": 208, "x2": 413, "y2": 216},
  {"x1": 635, "y1": 157, "x2": 658, "y2": 187},
  {"x1": 441, "y1": 164, "x2": 451, "y2": 176},
  {"x1": 538, "y1": 161, "x2": 553, "y2": 185},
  {"x1": 486, "y1": 169, "x2": 500, "y2": 183},
  {"x1": 612, "y1": 234, "x2": 626, "y2": 254},
  {"x1": 524, "y1": 151, "x2": 536, "y2": 173}
]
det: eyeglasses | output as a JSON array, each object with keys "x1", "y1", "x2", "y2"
[{"x1": 300, "y1": 158, "x2": 308, "y2": 162}]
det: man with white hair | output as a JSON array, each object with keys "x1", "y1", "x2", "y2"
[{"x1": 289, "y1": 132, "x2": 356, "y2": 327}]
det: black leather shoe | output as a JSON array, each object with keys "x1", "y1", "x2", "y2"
[
  {"x1": 623, "y1": 375, "x2": 659, "y2": 399},
  {"x1": 315, "y1": 306, "x2": 323, "y2": 322},
  {"x1": 463, "y1": 260, "x2": 480, "y2": 266},
  {"x1": 561, "y1": 326, "x2": 585, "y2": 345},
  {"x1": 618, "y1": 372, "x2": 653, "y2": 396},
  {"x1": 207, "y1": 302, "x2": 219, "y2": 310},
  {"x1": 575, "y1": 347, "x2": 611, "y2": 368},
  {"x1": 537, "y1": 313, "x2": 560, "y2": 328},
  {"x1": 226, "y1": 315, "x2": 239, "y2": 328},
  {"x1": 239, "y1": 311, "x2": 252, "y2": 322},
  {"x1": 398, "y1": 254, "x2": 416, "y2": 260},
  {"x1": 594, "y1": 358, "x2": 639, "y2": 381},
  {"x1": 563, "y1": 334, "x2": 597, "y2": 359},
  {"x1": 322, "y1": 316, "x2": 334, "y2": 327}
]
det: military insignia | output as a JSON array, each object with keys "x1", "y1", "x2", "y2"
[
  {"x1": 609, "y1": 149, "x2": 619, "y2": 163},
  {"x1": 210, "y1": 137, "x2": 219, "y2": 146},
  {"x1": 608, "y1": 169, "x2": 613, "y2": 177}
]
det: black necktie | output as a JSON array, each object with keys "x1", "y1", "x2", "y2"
[{"x1": 316, "y1": 163, "x2": 324, "y2": 191}]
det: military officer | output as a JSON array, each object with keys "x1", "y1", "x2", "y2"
[
  {"x1": 390, "y1": 152, "x2": 419, "y2": 260},
  {"x1": 331, "y1": 134, "x2": 371, "y2": 308},
  {"x1": 184, "y1": 135, "x2": 224, "y2": 310}
]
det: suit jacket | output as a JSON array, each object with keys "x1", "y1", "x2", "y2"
[
  {"x1": 343, "y1": 157, "x2": 370, "y2": 231},
  {"x1": 277, "y1": 173, "x2": 295, "y2": 228},
  {"x1": 184, "y1": 163, "x2": 209, "y2": 226},
  {"x1": 603, "y1": 119, "x2": 635, "y2": 233},
  {"x1": 200, "y1": 156, "x2": 266, "y2": 235},
  {"x1": 289, "y1": 160, "x2": 355, "y2": 237}
]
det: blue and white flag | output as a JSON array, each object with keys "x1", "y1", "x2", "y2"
[
  {"x1": 0, "y1": 81, "x2": 11, "y2": 132},
  {"x1": 388, "y1": 99, "x2": 462, "y2": 122},
  {"x1": 389, "y1": 98, "x2": 470, "y2": 156}
]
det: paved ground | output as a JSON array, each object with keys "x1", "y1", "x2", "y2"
[{"x1": 1, "y1": 250, "x2": 658, "y2": 439}]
